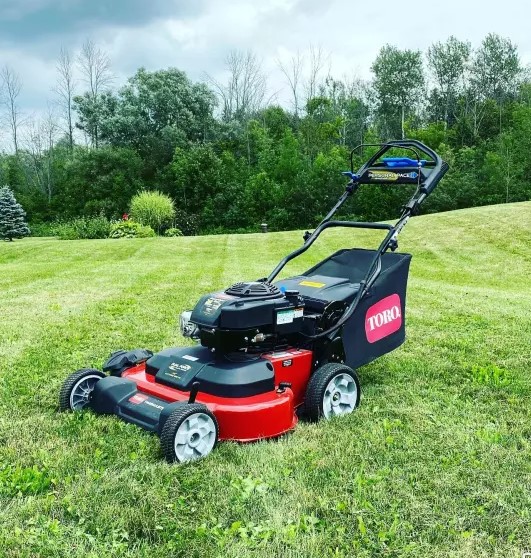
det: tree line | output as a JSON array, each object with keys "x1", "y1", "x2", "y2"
[{"x1": 0, "y1": 34, "x2": 530, "y2": 235}]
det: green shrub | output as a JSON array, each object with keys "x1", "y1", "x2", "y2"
[
  {"x1": 109, "y1": 220, "x2": 155, "y2": 238},
  {"x1": 54, "y1": 215, "x2": 111, "y2": 240},
  {"x1": 164, "y1": 227, "x2": 183, "y2": 237},
  {"x1": 129, "y1": 191, "x2": 175, "y2": 233},
  {"x1": 29, "y1": 222, "x2": 59, "y2": 237},
  {"x1": 173, "y1": 208, "x2": 199, "y2": 236}
]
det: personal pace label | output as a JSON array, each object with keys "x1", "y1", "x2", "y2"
[{"x1": 365, "y1": 294, "x2": 402, "y2": 343}]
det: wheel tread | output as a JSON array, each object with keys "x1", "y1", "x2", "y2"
[
  {"x1": 160, "y1": 403, "x2": 219, "y2": 463},
  {"x1": 305, "y1": 362, "x2": 360, "y2": 422},
  {"x1": 58, "y1": 368, "x2": 105, "y2": 411}
]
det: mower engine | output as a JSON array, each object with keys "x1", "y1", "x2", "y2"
[{"x1": 182, "y1": 281, "x2": 305, "y2": 352}]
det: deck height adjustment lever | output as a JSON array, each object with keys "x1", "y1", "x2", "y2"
[
  {"x1": 188, "y1": 381, "x2": 201, "y2": 404},
  {"x1": 277, "y1": 382, "x2": 292, "y2": 394}
]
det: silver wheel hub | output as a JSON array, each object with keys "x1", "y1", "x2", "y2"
[
  {"x1": 70, "y1": 375, "x2": 101, "y2": 410},
  {"x1": 174, "y1": 412, "x2": 216, "y2": 462},
  {"x1": 323, "y1": 372, "x2": 358, "y2": 419}
]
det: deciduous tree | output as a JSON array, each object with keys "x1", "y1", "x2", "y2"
[
  {"x1": 470, "y1": 33, "x2": 521, "y2": 133},
  {"x1": 54, "y1": 46, "x2": 77, "y2": 150},
  {"x1": 371, "y1": 46, "x2": 424, "y2": 139},
  {"x1": 427, "y1": 36, "x2": 471, "y2": 128},
  {"x1": 76, "y1": 39, "x2": 113, "y2": 147},
  {"x1": 208, "y1": 50, "x2": 266, "y2": 122},
  {"x1": 1, "y1": 66, "x2": 23, "y2": 154}
]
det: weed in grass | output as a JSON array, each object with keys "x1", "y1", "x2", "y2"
[
  {"x1": 0, "y1": 464, "x2": 53, "y2": 497},
  {"x1": 195, "y1": 513, "x2": 322, "y2": 550},
  {"x1": 230, "y1": 475, "x2": 269, "y2": 499},
  {"x1": 468, "y1": 363, "x2": 510, "y2": 387}
]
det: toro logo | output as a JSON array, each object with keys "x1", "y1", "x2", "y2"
[
  {"x1": 129, "y1": 393, "x2": 148, "y2": 405},
  {"x1": 365, "y1": 294, "x2": 402, "y2": 343}
]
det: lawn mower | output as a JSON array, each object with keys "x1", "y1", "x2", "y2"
[{"x1": 59, "y1": 140, "x2": 448, "y2": 463}]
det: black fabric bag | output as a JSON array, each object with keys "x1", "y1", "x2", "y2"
[{"x1": 305, "y1": 248, "x2": 412, "y2": 369}]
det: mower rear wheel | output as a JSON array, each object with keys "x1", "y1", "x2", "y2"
[
  {"x1": 305, "y1": 363, "x2": 360, "y2": 421},
  {"x1": 160, "y1": 404, "x2": 219, "y2": 463},
  {"x1": 59, "y1": 369, "x2": 106, "y2": 411}
]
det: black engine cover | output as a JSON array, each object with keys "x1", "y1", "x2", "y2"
[
  {"x1": 191, "y1": 290, "x2": 294, "y2": 330},
  {"x1": 189, "y1": 282, "x2": 305, "y2": 351}
]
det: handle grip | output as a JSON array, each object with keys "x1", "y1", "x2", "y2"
[
  {"x1": 349, "y1": 139, "x2": 448, "y2": 197},
  {"x1": 424, "y1": 160, "x2": 449, "y2": 195}
]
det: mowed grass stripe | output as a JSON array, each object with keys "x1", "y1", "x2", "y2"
[
  {"x1": 0, "y1": 238, "x2": 227, "y2": 402},
  {"x1": 0, "y1": 240, "x2": 176, "y2": 366}
]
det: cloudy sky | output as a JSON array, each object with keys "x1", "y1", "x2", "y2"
[{"x1": 0, "y1": 0, "x2": 530, "y2": 124}]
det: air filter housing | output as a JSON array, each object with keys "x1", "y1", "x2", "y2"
[{"x1": 225, "y1": 281, "x2": 282, "y2": 299}]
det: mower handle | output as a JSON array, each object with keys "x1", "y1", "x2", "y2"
[
  {"x1": 267, "y1": 140, "x2": 449, "y2": 338},
  {"x1": 350, "y1": 139, "x2": 448, "y2": 196}
]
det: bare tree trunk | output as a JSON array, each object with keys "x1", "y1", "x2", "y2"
[
  {"x1": 401, "y1": 104, "x2": 405, "y2": 139},
  {"x1": 278, "y1": 51, "x2": 303, "y2": 118},
  {"x1": 1, "y1": 65, "x2": 22, "y2": 154},
  {"x1": 499, "y1": 98, "x2": 503, "y2": 134},
  {"x1": 506, "y1": 165, "x2": 509, "y2": 203},
  {"x1": 24, "y1": 107, "x2": 58, "y2": 202},
  {"x1": 505, "y1": 145, "x2": 511, "y2": 203},
  {"x1": 25, "y1": 118, "x2": 45, "y2": 194},
  {"x1": 77, "y1": 39, "x2": 113, "y2": 148},
  {"x1": 55, "y1": 46, "x2": 76, "y2": 151},
  {"x1": 246, "y1": 122, "x2": 251, "y2": 167},
  {"x1": 472, "y1": 95, "x2": 482, "y2": 139},
  {"x1": 444, "y1": 89, "x2": 449, "y2": 130},
  {"x1": 206, "y1": 50, "x2": 266, "y2": 123},
  {"x1": 44, "y1": 107, "x2": 58, "y2": 202},
  {"x1": 304, "y1": 45, "x2": 328, "y2": 105}
]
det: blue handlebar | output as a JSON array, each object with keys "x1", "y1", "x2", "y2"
[{"x1": 383, "y1": 157, "x2": 427, "y2": 167}]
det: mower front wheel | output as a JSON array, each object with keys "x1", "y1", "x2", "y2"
[
  {"x1": 59, "y1": 369, "x2": 106, "y2": 412},
  {"x1": 160, "y1": 404, "x2": 219, "y2": 463},
  {"x1": 305, "y1": 363, "x2": 360, "y2": 421}
]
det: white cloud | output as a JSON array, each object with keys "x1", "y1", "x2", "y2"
[{"x1": 0, "y1": 0, "x2": 530, "y2": 143}]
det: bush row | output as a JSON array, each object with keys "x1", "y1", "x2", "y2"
[
  {"x1": 30, "y1": 216, "x2": 184, "y2": 240},
  {"x1": 30, "y1": 192, "x2": 185, "y2": 240}
]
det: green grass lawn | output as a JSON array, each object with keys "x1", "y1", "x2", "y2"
[{"x1": 0, "y1": 202, "x2": 530, "y2": 558}]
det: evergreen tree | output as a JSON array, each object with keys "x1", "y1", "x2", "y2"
[{"x1": 0, "y1": 186, "x2": 30, "y2": 241}]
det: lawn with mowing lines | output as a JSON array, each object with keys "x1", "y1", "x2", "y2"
[{"x1": 0, "y1": 202, "x2": 530, "y2": 558}]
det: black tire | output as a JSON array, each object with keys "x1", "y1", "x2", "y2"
[
  {"x1": 59, "y1": 368, "x2": 105, "y2": 412},
  {"x1": 160, "y1": 404, "x2": 219, "y2": 463},
  {"x1": 305, "y1": 363, "x2": 360, "y2": 422}
]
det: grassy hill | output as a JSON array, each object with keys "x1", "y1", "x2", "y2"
[{"x1": 0, "y1": 202, "x2": 530, "y2": 558}]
